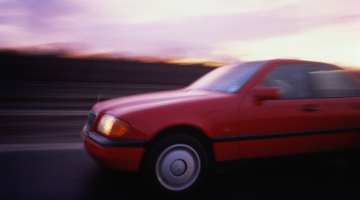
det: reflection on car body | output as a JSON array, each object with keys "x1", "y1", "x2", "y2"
[{"x1": 81, "y1": 59, "x2": 360, "y2": 194}]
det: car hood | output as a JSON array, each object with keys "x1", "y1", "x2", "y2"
[{"x1": 92, "y1": 89, "x2": 227, "y2": 115}]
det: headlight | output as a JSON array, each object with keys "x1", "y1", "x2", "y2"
[{"x1": 97, "y1": 114, "x2": 129, "y2": 138}]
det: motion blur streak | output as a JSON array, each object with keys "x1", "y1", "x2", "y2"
[
  {"x1": 0, "y1": 80, "x2": 183, "y2": 144},
  {"x1": 0, "y1": 142, "x2": 82, "y2": 152},
  {"x1": 0, "y1": 52, "x2": 209, "y2": 144}
]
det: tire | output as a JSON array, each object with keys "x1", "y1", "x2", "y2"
[{"x1": 143, "y1": 134, "x2": 208, "y2": 195}]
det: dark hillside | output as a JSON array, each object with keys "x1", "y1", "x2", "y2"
[{"x1": 0, "y1": 51, "x2": 212, "y2": 86}]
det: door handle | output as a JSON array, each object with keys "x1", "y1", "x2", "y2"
[{"x1": 302, "y1": 105, "x2": 321, "y2": 112}]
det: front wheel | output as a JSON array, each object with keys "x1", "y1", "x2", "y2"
[{"x1": 143, "y1": 134, "x2": 208, "y2": 194}]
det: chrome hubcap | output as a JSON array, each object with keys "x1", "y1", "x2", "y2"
[
  {"x1": 156, "y1": 144, "x2": 201, "y2": 191},
  {"x1": 171, "y1": 159, "x2": 187, "y2": 176}
]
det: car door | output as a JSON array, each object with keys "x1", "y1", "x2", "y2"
[
  {"x1": 306, "y1": 66, "x2": 360, "y2": 151},
  {"x1": 236, "y1": 63, "x2": 359, "y2": 159}
]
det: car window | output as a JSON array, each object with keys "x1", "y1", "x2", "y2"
[
  {"x1": 263, "y1": 65, "x2": 311, "y2": 99},
  {"x1": 308, "y1": 68, "x2": 360, "y2": 98},
  {"x1": 189, "y1": 61, "x2": 265, "y2": 93}
]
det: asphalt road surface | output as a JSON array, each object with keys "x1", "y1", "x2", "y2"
[
  {"x1": 0, "y1": 82, "x2": 359, "y2": 200},
  {"x1": 0, "y1": 148, "x2": 359, "y2": 200}
]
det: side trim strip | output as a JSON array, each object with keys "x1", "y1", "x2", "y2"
[
  {"x1": 212, "y1": 127, "x2": 359, "y2": 143},
  {"x1": 88, "y1": 132, "x2": 147, "y2": 147}
]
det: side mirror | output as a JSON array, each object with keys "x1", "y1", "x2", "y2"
[{"x1": 253, "y1": 86, "x2": 281, "y2": 102}]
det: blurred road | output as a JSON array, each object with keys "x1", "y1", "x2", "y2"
[
  {"x1": 0, "y1": 81, "x2": 359, "y2": 200},
  {"x1": 0, "y1": 148, "x2": 359, "y2": 200}
]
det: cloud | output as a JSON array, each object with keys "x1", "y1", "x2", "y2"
[
  {"x1": 0, "y1": 0, "x2": 79, "y2": 30},
  {"x1": 68, "y1": 3, "x2": 359, "y2": 58},
  {"x1": 0, "y1": 0, "x2": 359, "y2": 65}
]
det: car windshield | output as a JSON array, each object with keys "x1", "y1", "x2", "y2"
[{"x1": 188, "y1": 61, "x2": 265, "y2": 93}]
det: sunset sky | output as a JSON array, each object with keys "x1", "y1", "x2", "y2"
[{"x1": 0, "y1": 0, "x2": 359, "y2": 67}]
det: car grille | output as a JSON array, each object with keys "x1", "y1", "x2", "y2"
[{"x1": 86, "y1": 111, "x2": 97, "y2": 132}]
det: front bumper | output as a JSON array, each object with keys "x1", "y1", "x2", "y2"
[{"x1": 82, "y1": 128, "x2": 146, "y2": 171}]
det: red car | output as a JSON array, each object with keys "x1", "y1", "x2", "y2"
[{"x1": 82, "y1": 59, "x2": 360, "y2": 193}]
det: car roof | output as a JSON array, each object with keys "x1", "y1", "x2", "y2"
[{"x1": 263, "y1": 59, "x2": 342, "y2": 69}]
